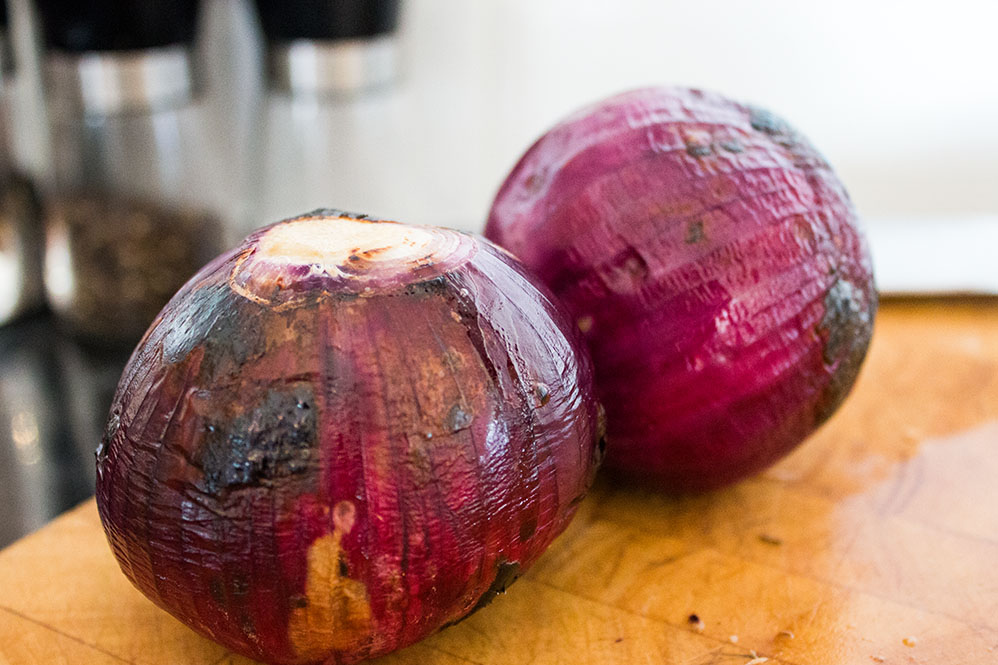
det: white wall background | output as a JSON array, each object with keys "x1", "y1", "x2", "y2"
[{"x1": 398, "y1": 0, "x2": 998, "y2": 223}]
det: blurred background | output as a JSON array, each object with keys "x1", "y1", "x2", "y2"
[{"x1": 1, "y1": 0, "x2": 996, "y2": 547}]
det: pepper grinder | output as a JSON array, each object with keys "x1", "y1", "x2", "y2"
[
  {"x1": 256, "y1": 0, "x2": 399, "y2": 97},
  {"x1": 0, "y1": 1, "x2": 44, "y2": 326},
  {"x1": 38, "y1": 0, "x2": 224, "y2": 348},
  {"x1": 245, "y1": 0, "x2": 402, "y2": 235}
]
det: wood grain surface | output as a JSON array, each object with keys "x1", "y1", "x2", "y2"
[{"x1": 2, "y1": 301, "x2": 997, "y2": 665}]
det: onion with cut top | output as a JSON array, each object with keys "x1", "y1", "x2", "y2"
[
  {"x1": 96, "y1": 210, "x2": 603, "y2": 664},
  {"x1": 486, "y1": 87, "x2": 876, "y2": 492}
]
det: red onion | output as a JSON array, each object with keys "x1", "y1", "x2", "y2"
[
  {"x1": 96, "y1": 210, "x2": 603, "y2": 664},
  {"x1": 486, "y1": 87, "x2": 875, "y2": 492}
]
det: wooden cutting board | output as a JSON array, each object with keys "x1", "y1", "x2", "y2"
[{"x1": 2, "y1": 301, "x2": 998, "y2": 665}]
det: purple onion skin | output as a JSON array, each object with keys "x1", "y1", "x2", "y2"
[
  {"x1": 96, "y1": 211, "x2": 603, "y2": 664},
  {"x1": 486, "y1": 87, "x2": 876, "y2": 493}
]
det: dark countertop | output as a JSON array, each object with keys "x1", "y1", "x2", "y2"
[{"x1": 0, "y1": 312, "x2": 130, "y2": 548}]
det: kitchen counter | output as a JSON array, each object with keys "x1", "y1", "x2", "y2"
[
  {"x1": 0, "y1": 313, "x2": 130, "y2": 549},
  {"x1": 2, "y1": 300, "x2": 997, "y2": 664}
]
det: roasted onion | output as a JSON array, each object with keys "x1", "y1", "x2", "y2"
[
  {"x1": 96, "y1": 210, "x2": 603, "y2": 664},
  {"x1": 486, "y1": 87, "x2": 875, "y2": 492}
]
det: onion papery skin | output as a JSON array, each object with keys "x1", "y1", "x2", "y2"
[
  {"x1": 486, "y1": 87, "x2": 875, "y2": 493},
  {"x1": 96, "y1": 210, "x2": 603, "y2": 665}
]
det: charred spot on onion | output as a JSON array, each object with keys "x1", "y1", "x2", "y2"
[
  {"x1": 197, "y1": 385, "x2": 318, "y2": 496},
  {"x1": 470, "y1": 561, "x2": 522, "y2": 614}
]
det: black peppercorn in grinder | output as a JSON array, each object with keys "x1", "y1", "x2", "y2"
[
  {"x1": 0, "y1": 3, "x2": 44, "y2": 327},
  {"x1": 255, "y1": 0, "x2": 400, "y2": 96},
  {"x1": 38, "y1": 0, "x2": 224, "y2": 348}
]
